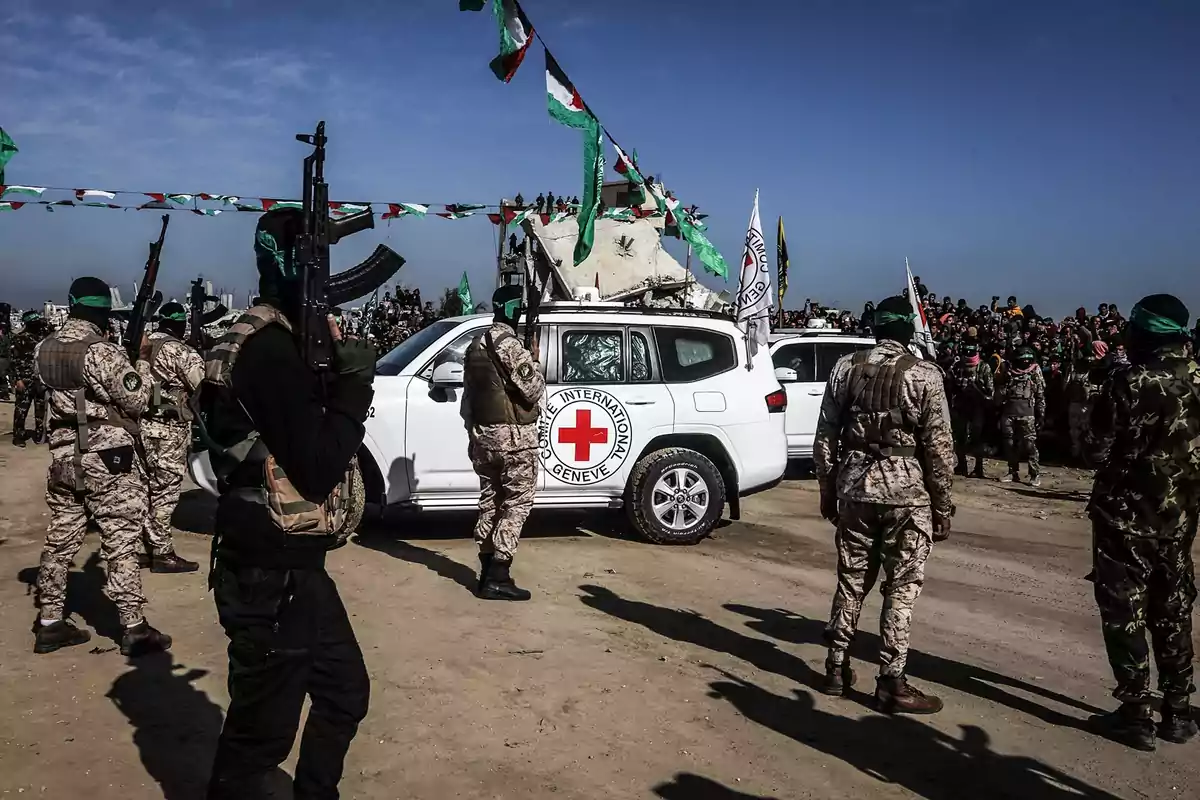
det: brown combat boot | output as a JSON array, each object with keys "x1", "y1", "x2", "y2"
[
  {"x1": 875, "y1": 675, "x2": 944, "y2": 715},
  {"x1": 151, "y1": 552, "x2": 200, "y2": 574},
  {"x1": 820, "y1": 660, "x2": 856, "y2": 697}
]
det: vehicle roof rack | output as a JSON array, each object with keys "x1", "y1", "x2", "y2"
[{"x1": 539, "y1": 303, "x2": 734, "y2": 322}]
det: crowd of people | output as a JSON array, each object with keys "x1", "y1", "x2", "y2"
[{"x1": 344, "y1": 288, "x2": 441, "y2": 352}]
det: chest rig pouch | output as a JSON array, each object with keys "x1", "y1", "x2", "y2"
[
  {"x1": 843, "y1": 350, "x2": 921, "y2": 459},
  {"x1": 37, "y1": 334, "x2": 141, "y2": 491},
  {"x1": 146, "y1": 336, "x2": 194, "y2": 424},
  {"x1": 191, "y1": 305, "x2": 351, "y2": 540}
]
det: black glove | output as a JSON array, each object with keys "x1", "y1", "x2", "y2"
[
  {"x1": 933, "y1": 507, "x2": 953, "y2": 542},
  {"x1": 332, "y1": 337, "x2": 377, "y2": 386},
  {"x1": 820, "y1": 487, "x2": 840, "y2": 526}
]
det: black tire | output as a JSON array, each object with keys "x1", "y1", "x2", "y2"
[
  {"x1": 626, "y1": 447, "x2": 725, "y2": 545},
  {"x1": 338, "y1": 457, "x2": 367, "y2": 537}
]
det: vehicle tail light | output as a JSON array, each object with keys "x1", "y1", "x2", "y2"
[{"x1": 765, "y1": 389, "x2": 787, "y2": 413}]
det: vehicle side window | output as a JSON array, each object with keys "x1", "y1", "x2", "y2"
[
  {"x1": 816, "y1": 343, "x2": 871, "y2": 382},
  {"x1": 562, "y1": 329, "x2": 624, "y2": 383},
  {"x1": 631, "y1": 332, "x2": 653, "y2": 381},
  {"x1": 773, "y1": 343, "x2": 816, "y2": 382},
  {"x1": 419, "y1": 328, "x2": 482, "y2": 379},
  {"x1": 654, "y1": 327, "x2": 736, "y2": 383}
]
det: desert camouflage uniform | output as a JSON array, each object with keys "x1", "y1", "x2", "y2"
[
  {"x1": 141, "y1": 332, "x2": 204, "y2": 557},
  {"x1": 814, "y1": 339, "x2": 955, "y2": 677},
  {"x1": 10, "y1": 329, "x2": 47, "y2": 441},
  {"x1": 997, "y1": 364, "x2": 1045, "y2": 477},
  {"x1": 1086, "y1": 344, "x2": 1200, "y2": 705},
  {"x1": 34, "y1": 318, "x2": 153, "y2": 627},
  {"x1": 461, "y1": 323, "x2": 545, "y2": 562},
  {"x1": 949, "y1": 359, "x2": 993, "y2": 472}
]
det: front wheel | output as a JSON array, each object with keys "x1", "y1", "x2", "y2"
[{"x1": 626, "y1": 447, "x2": 726, "y2": 545}]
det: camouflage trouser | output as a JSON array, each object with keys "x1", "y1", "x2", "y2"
[
  {"x1": 1067, "y1": 402, "x2": 1088, "y2": 459},
  {"x1": 951, "y1": 409, "x2": 986, "y2": 470},
  {"x1": 1001, "y1": 415, "x2": 1039, "y2": 476},
  {"x1": 141, "y1": 419, "x2": 189, "y2": 557},
  {"x1": 470, "y1": 444, "x2": 538, "y2": 562},
  {"x1": 825, "y1": 501, "x2": 933, "y2": 677},
  {"x1": 1093, "y1": 521, "x2": 1197, "y2": 703},
  {"x1": 39, "y1": 445, "x2": 149, "y2": 627},
  {"x1": 12, "y1": 379, "x2": 46, "y2": 440}
]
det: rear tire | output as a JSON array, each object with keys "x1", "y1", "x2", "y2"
[{"x1": 627, "y1": 447, "x2": 725, "y2": 545}]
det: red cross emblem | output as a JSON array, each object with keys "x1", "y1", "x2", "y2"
[{"x1": 557, "y1": 408, "x2": 609, "y2": 462}]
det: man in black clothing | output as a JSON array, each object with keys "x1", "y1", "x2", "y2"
[{"x1": 203, "y1": 207, "x2": 376, "y2": 800}]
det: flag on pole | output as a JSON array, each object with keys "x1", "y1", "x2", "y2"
[
  {"x1": 546, "y1": 51, "x2": 590, "y2": 129},
  {"x1": 458, "y1": 0, "x2": 487, "y2": 10},
  {"x1": 574, "y1": 117, "x2": 604, "y2": 265},
  {"x1": 776, "y1": 216, "x2": 789, "y2": 311},
  {"x1": 488, "y1": 0, "x2": 534, "y2": 82},
  {"x1": 457, "y1": 271, "x2": 473, "y2": 313},
  {"x1": 735, "y1": 190, "x2": 772, "y2": 356},
  {"x1": 0, "y1": 128, "x2": 17, "y2": 183},
  {"x1": 905, "y1": 257, "x2": 937, "y2": 359}
]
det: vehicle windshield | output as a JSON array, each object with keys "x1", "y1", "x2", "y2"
[{"x1": 375, "y1": 319, "x2": 459, "y2": 376}]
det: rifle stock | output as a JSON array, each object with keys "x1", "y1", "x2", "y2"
[{"x1": 123, "y1": 214, "x2": 169, "y2": 362}]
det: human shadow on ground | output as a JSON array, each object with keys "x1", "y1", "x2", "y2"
[
  {"x1": 707, "y1": 668, "x2": 1122, "y2": 800},
  {"x1": 578, "y1": 585, "x2": 824, "y2": 691},
  {"x1": 1000, "y1": 485, "x2": 1090, "y2": 503},
  {"x1": 354, "y1": 532, "x2": 479, "y2": 591},
  {"x1": 653, "y1": 772, "x2": 780, "y2": 799},
  {"x1": 17, "y1": 550, "x2": 123, "y2": 643},
  {"x1": 172, "y1": 489, "x2": 217, "y2": 535},
  {"x1": 723, "y1": 604, "x2": 1104, "y2": 730}
]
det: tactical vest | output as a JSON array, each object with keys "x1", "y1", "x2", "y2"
[
  {"x1": 193, "y1": 305, "x2": 351, "y2": 537},
  {"x1": 146, "y1": 335, "x2": 194, "y2": 423},
  {"x1": 464, "y1": 330, "x2": 539, "y2": 426},
  {"x1": 36, "y1": 333, "x2": 141, "y2": 491},
  {"x1": 842, "y1": 349, "x2": 921, "y2": 459},
  {"x1": 1002, "y1": 370, "x2": 1037, "y2": 417}
]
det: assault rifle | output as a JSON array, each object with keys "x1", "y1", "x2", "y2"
[
  {"x1": 187, "y1": 277, "x2": 228, "y2": 350},
  {"x1": 294, "y1": 121, "x2": 405, "y2": 371},
  {"x1": 123, "y1": 214, "x2": 169, "y2": 363}
]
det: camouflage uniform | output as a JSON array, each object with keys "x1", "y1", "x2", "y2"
[
  {"x1": 997, "y1": 364, "x2": 1045, "y2": 478},
  {"x1": 814, "y1": 339, "x2": 955, "y2": 678},
  {"x1": 948, "y1": 359, "x2": 993, "y2": 474},
  {"x1": 9, "y1": 329, "x2": 47, "y2": 442},
  {"x1": 141, "y1": 332, "x2": 204, "y2": 557},
  {"x1": 34, "y1": 318, "x2": 153, "y2": 628},
  {"x1": 461, "y1": 322, "x2": 545, "y2": 562},
  {"x1": 1086, "y1": 344, "x2": 1200, "y2": 705}
]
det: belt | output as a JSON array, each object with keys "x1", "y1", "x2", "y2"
[{"x1": 844, "y1": 443, "x2": 917, "y2": 459}]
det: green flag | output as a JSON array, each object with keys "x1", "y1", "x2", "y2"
[
  {"x1": 574, "y1": 116, "x2": 604, "y2": 266},
  {"x1": 457, "y1": 271, "x2": 473, "y2": 313},
  {"x1": 0, "y1": 128, "x2": 17, "y2": 184}
]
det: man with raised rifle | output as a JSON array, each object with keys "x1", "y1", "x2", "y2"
[
  {"x1": 200, "y1": 122, "x2": 401, "y2": 799},
  {"x1": 31, "y1": 277, "x2": 172, "y2": 657}
]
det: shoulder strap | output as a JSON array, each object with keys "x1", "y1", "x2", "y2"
[{"x1": 483, "y1": 330, "x2": 514, "y2": 384}]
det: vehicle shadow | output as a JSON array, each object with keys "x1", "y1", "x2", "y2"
[
  {"x1": 577, "y1": 584, "x2": 824, "y2": 691},
  {"x1": 723, "y1": 604, "x2": 1104, "y2": 729},
  {"x1": 707, "y1": 668, "x2": 1122, "y2": 800},
  {"x1": 653, "y1": 772, "x2": 780, "y2": 799}
]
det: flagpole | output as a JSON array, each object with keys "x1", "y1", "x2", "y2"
[
  {"x1": 684, "y1": 243, "x2": 692, "y2": 308},
  {"x1": 496, "y1": 197, "x2": 508, "y2": 290}
]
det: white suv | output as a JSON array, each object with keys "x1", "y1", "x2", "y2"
[
  {"x1": 768, "y1": 331, "x2": 876, "y2": 461},
  {"x1": 191, "y1": 303, "x2": 788, "y2": 545}
]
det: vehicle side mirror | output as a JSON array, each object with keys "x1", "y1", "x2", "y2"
[
  {"x1": 431, "y1": 362, "x2": 464, "y2": 386},
  {"x1": 774, "y1": 367, "x2": 798, "y2": 383}
]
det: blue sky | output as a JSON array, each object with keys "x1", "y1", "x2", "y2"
[{"x1": 2, "y1": 0, "x2": 1198, "y2": 317}]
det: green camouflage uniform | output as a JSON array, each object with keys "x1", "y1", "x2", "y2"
[
  {"x1": 997, "y1": 363, "x2": 1045, "y2": 477},
  {"x1": 949, "y1": 359, "x2": 993, "y2": 472},
  {"x1": 10, "y1": 329, "x2": 47, "y2": 441},
  {"x1": 1086, "y1": 344, "x2": 1200, "y2": 704}
]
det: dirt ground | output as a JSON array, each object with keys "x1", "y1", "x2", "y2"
[{"x1": 1, "y1": 433, "x2": 1198, "y2": 800}]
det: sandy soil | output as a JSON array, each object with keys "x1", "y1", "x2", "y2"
[{"x1": 0, "y1": 432, "x2": 1197, "y2": 800}]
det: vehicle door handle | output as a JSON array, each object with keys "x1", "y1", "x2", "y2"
[
  {"x1": 626, "y1": 399, "x2": 656, "y2": 406},
  {"x1": 807, "y1": 390, "x2": 824, "y2": 396}
]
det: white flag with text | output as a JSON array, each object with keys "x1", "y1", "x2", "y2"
[{"x1": 736, "y1": 189, "x2": 772, "y2": 352}]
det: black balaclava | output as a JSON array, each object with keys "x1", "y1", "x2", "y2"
[
  {"x1": 1128, "y1": 293, "x2": 1191, "y2": 364},
  {"x1": 67, "y1": 276, "x2": 113, "y2": 331},
  {"x1": 253, "y1": 207, "x2": 306, "y2": 319},
  {"x1": 157, "y1": 301, "x2": 187, "y2": 339},
  {"x1": 491, "y1": 285, "x2": 524, "y2": 331},
  {"x1": 873, "y1": 295, "x2": 916, "y2": 346},
  {"x1": 21, "y1": 310, "x2": 48, "y2": 337}
]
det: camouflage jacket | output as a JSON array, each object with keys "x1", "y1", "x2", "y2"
[
  {"x1": 814, "y1": 339, "x2": 955, "y2": 515},
  {"x1": 8, "y1": 330, "x2": 42, "y2": 383},
  {"x1": 996, "y1": 363, "x2": 1046, "y2": 420},
  {"x1": 147, "y1": 332, "x2": 205, "y2": 415},
  {"x1": 1086, "y1": 344, "x2": 1200, "y2": 540},
  {"x1": 949, "y1": 360, "x2": 993, "y2": 411},
  {"x1": 34, "y1": 318, "x2": 152, "y2": 451},
  {"x1": 461, "y1": 322, "x2": 545, "y2": 452}
]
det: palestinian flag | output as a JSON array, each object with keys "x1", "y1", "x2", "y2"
[
  {"x1": 541, "y1": 211, "x2": 569, "y2": 225},
  {"x1": 0, "y1": 128, "x2": 16, "y2": 183},
  {"x1": 382, "y1": 203, "x2": 428, "y2": 219},
  {"x1": 489, "y1": 0, "x2": 534, "y2": 83},
  {"x1": 487, "y1": 213, "x2": 503, "y2": 225},
  {"x1": 504, "y1": 207, "x2": 536, "y2": 225},
  {"x1": 0, "y1": 185, "x2": 45, "y2": 199},
  {"x1": 446, "y1": 203, "x2": 486, "y2": 213},
  {"x1": 0, "y1": 202, "x2": 25, "y2": 211},
  {"x1": 437, "y1": 211, "x2": 476, "y2": 220},
  {"x1": 75, "y1": 189, "x2": 116, "y2": 201},
  {"x1": 261, "y1": 199, "x2": 303, "y2": 211},
  {"x1": 610, "y1": 136, "x2": 646, "y2": 206},
  {"x1": 546, "y1": 51, "x2": 590, "y2": 129}
]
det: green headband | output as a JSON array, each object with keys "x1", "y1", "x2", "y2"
[
  {"x1": 499, "y1": 298, "x2": 521, "y2": 318},
  {"x1": 1131, "y1": 303, "x2": 1190, "y2": 337},
  {"x1": 876, "y1": 311, "x2": 916, "y2": 325},
  {"x1": 69, "y1": 294, "x2": 112, "y2": 309},
  {"x1": 161, "y1": 310, "x2": 187, "y2": 322}
]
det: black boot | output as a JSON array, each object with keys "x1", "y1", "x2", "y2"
[
  {"x1": 1159, "y1": 697, "x2": 1198, "y2": 744},
  {"x1": 1089, "y1": 703, "x2": 1156, "y2": 751},
  {"x1": 151, "y1": 552, "x2": 200, "y2": 574},
  {"x1": 33, "y1": 619, "x2": 92, "y2": 654},
  {"x1": 477, "y1": 551, "x2": 494, "y2": 594},
  {"x1": 478, "y1": 558, "x2": 531, "y2": 601},
  {"x1": 954, "y1": 462, "x2": 969, "y2": 478},
  {"x1": 820, "y1": 659, "x2": 856, "y2": 697},
  {"x1": 12, "y1": 432, "x2": 25, "y2": 448},
  {"x1": 972, "y1": 460, "x2": 986, "y2": 479},
  {"x1": 120, "y1": 620, "x2": 173, "y2": 657},
  {"x1": 32, "y1": 427, "x2": 45, "y2": 445},
  {"x1": 875, "y1": 675, "x2": 944, "y2": 714}
]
